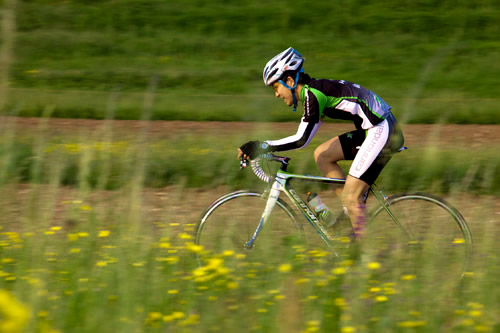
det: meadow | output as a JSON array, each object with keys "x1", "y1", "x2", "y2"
[
  {"x1": 0, "y1": 118, "x2": 499, "y2": 332},
  {"x1": 0, "y1": 0, "x2": 499, "y2": 332}
]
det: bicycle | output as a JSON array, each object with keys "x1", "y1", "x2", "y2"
[{"x1": 195, "y1": 150, "x2": 472, "y2": 278}]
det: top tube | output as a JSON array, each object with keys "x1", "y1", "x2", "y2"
[{"x1": 243, "y1": 154, "x2": 345, "y2": 185}]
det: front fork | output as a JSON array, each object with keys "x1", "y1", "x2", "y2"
[{"x1": 244, "y1": 177, "x2": 284, "y2": 249}]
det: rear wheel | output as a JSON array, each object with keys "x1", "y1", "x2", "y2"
[
  {"x1": 195, "y1": 190, "x2": 304, "y2": 265},
  {"x1": 368, "y1": 192, "x2": 472, "y2": 279}
]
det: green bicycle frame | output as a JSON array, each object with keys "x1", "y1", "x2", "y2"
[{"x1": 245, "y1": 165, "x2": 408, "y2": 250}]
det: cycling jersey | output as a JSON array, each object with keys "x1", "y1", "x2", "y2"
[{"x1": 264, "y1": 79, "x2": 393, "y2": 152}]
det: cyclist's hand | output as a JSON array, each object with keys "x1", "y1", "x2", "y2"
[
  {"x1": 237, "y1": 148, "x2": 247, "y2": 160},
  {"x1": 239, "y1": 140, "x2": 262, "y2": 160}
]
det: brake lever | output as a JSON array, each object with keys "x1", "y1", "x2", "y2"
[{"x1": 240, "y1": 157, "x2": 248, "y2": 169}]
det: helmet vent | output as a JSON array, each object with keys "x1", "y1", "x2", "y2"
[
  {"x1": 280, "y1": 48, "x2": 292, "y2": 60},
  {"x1": 268, "y1": 68, "x2": 278, "y2": 78},
  {"x1": 263, "y1": 47, "x2": 304, "y2": 86}
]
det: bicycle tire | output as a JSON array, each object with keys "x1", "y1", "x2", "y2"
[
  {"x1": 368, "y1": 192, "x2": 472, "y2": 278},
  {"x1": 195, "y1": 190, "x2": 304, "y2": 264}
]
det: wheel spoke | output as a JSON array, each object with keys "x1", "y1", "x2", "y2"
[
  {"x1": 368, "y1": 193, "x2": 472, "y2": 279},
  {"x1": 196, "y1": 191, "x2": 302, "y2": 265}
]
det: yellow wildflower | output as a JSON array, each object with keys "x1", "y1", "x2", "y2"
[
  {"x1": 278, "y1": 263, "x2": 292, "y2": 273},
  {"x1": 179, "y1": 314, "x2": 199, "y2": 326},
  {"x1": 295, "y1": 278, "x2": 310, "y2": 284},
  {"x1": 367, "y1": 262, "x2": 381, "y2": 270},
  {"x1": 227, "y1": 281, "x2": 238, "y2": 289},
  {"x1": 67, "y1": 233, "x2": 79, "y2": 241},
  {"x1": 147, "y1": 312, "x2": 163, "y2": 321},
  {"x1": 0, "y1": 290, "x2": 31, "y2": 332},
  {"x1": 397, "y1": 321, "x2": 427, "y2": 328},
  {"x1": 98, "y1": 230, "x2": 110, "y2": 238},
  {"x1": 334, "y1": 298, "x2": 345, "y2": 308},
  {"x1": 469, "y1": 310, "x2": 482, "y2": 317},
  {"x1": 178, "y1": 233, "x2": 192, "y2": 240},
  {"x1": 185, "y1": 243, "x2": 203, "y2": 253},
  {"x1": 332, "y1": 267, "x2": 347, "y2": 275}
]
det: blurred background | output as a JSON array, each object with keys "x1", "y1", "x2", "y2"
[
  {"x1": 2, "y1": 0, "x2": 499, "y2": 123},
  {"x1": 1, "y1": 0, "x2": 499, "y2": 193},
  {"x1": 0, "y1": 1, "x2": 499, "y2": 332}
]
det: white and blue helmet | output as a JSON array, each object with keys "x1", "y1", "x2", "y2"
[{"x1": 263, "y1": 47, "x2": 305, "y2": 86}]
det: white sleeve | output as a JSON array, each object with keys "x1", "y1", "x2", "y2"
[{"x1": 264, "y1": 117, "x2": 321, "y2": 152}]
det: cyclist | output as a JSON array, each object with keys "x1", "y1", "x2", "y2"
[{"x1": 238, "y1": 47, "x2": 404, "y2": 240}]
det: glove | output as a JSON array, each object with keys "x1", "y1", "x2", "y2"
[{"x1": 239, "y1": 140, "x2": 269, "y2": 160}]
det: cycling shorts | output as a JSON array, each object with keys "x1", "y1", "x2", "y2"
[{"x1": 339, "y1": 114, "x2": 404, "y2": 185}]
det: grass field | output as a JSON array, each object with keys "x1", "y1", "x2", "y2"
[
  {"x1": 1, "y1": 0, "x2": 500, "y2": 123},
  {"x1": 0, "y1": 118, "x2": 499, "y2": 332}
]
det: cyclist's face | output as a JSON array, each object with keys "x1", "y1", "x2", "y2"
[{"x1": 272, "y1": 79, "x2": 294, "y2": 106}]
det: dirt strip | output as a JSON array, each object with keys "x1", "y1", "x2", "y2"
[{"x1": 1, "y1": 117, "x2": 499, "y2": 148}]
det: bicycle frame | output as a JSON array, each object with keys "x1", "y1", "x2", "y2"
[{"x1": 245, "y1": 160, "x2": 410, "y2": 250}]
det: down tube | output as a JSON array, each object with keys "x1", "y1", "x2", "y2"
[
  {"x1": 284, "y1": 183, "x2": 334, "y2": 246},
  {"x1": 245, "y1": 181, "x2": 282, "y2": 249}
]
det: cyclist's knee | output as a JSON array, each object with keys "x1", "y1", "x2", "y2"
[
  {"x1": 314, "y1": 146, "x2": 337, "y2": 166},
  {"x1": 313, "y1": 145, "x2": 325, "y2": 164},
  {"x1": 314, "y1": 137, "x2": 342, "y2": 164}
]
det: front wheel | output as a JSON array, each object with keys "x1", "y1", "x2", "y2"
[
  {"x1": 195, "y1": 190, "x2": 304, "y2": 264},
  {"x1": 368, "y1": 192, "x2": 472, "y2": 279}
]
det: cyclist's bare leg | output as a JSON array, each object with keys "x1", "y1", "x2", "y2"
[
  {"x1": 342, "y1": 176, "x2": 370, "y2": 239},
  {"x1": 314, "y1": 136, "x2": 345, "y2": 197}
]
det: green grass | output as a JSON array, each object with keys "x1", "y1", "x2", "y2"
[
  {"x1": 2, "y1": 0, "x2": 500, "y2": 123},
  {"x1": 0, "y1": 119, "x2": 498, "y2": 332},
  {"x1": 0, "y1": 125, "x2": 498, "y2": 195}
]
